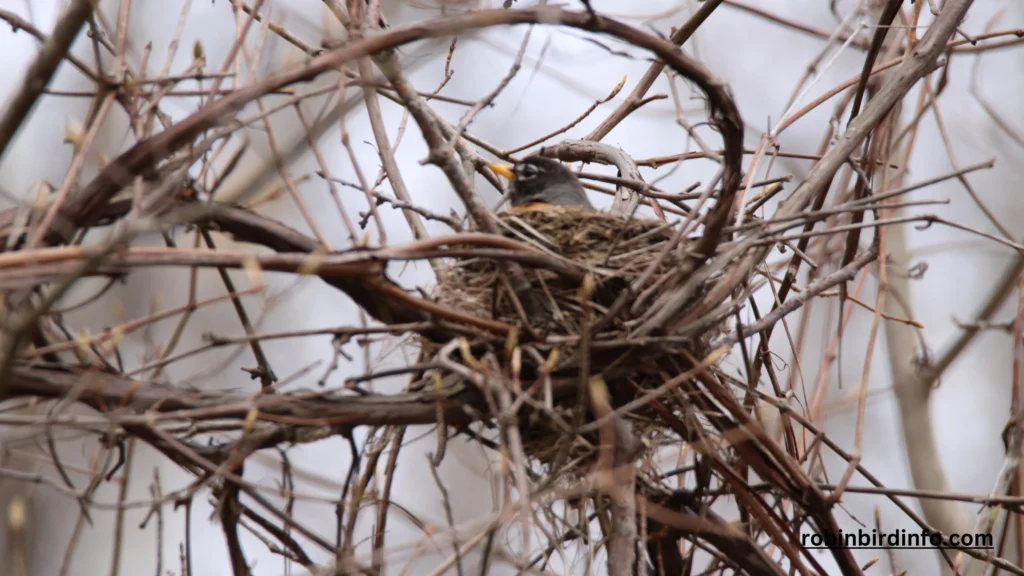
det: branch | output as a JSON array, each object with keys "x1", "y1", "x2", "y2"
[
  {"x1": 541, "y1": 140, "x2": 645, "y2": 215},
  {"x1": 0, "y1": 0, "x2": 94, "y2": 161}
]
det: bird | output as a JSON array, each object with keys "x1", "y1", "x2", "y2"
[{"x1": 487, "y1": 155, "x2": 594, "y2": 212}]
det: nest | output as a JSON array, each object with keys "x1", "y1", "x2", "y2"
[
  {"x1": 437, "y1": 207, "x2": 686, "y2": 334},
  {"x1": 430, "y1": 207, "x2": 725, "y2": 467}
]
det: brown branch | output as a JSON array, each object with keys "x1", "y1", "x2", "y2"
[
  {"x1": 2, "y1": 363, "x2": 576, "y2": 434},
  {"x1": 541, "y1": 140, "x2": 646, "y2": 215},
  {"x1": 0, "y1": 0, "x2": 95, "y2": 160},
  {"x1": 585, "y1": 0, "x2": 726, "y2": 142},
  {"x1": 683, "y1": 0, "x2": 975, "y2": 339}
]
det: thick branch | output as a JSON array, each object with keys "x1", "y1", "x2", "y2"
[{"x1": 0, "y1": 0, "x2": 94, "y2": 161}]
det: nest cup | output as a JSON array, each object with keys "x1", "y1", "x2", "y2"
[{"x1": 430, "y1": 206, "x2": 723, "y2": 465}]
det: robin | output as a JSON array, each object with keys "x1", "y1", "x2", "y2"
[{"x1": 487, "y1": 155, "x2": 593, "y2": 212}]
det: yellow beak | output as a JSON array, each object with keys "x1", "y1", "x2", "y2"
[{"x1": 487, "y1": 163, "x2": 515, "y2": 180}]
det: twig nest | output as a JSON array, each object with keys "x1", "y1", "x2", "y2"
[
  {"x1": 435, "y1": 207, "x2": 685, "y2": 336},
  {"x1": 431, "y1": 207, "x2": 724, "y2": 468}
]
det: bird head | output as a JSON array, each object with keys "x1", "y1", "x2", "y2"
[{"x1": 487, "y1": 155, "x2": 593, "y2": 209}]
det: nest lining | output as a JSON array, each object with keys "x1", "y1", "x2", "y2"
[{"x1": 435, "y1": 207, "x2": 690, "y2": 335}]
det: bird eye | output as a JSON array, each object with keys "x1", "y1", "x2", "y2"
[{"x1": 517, "y1": 163, "x2": 539, "y2": 180}]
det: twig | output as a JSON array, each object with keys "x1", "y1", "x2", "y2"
[{"x1": 0, "y1": 0, "x2": 95, "y2": 161}]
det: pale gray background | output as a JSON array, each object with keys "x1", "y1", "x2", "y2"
[{"x1": 0, "y1": 0, "x2": 1022, "y2": 574}]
